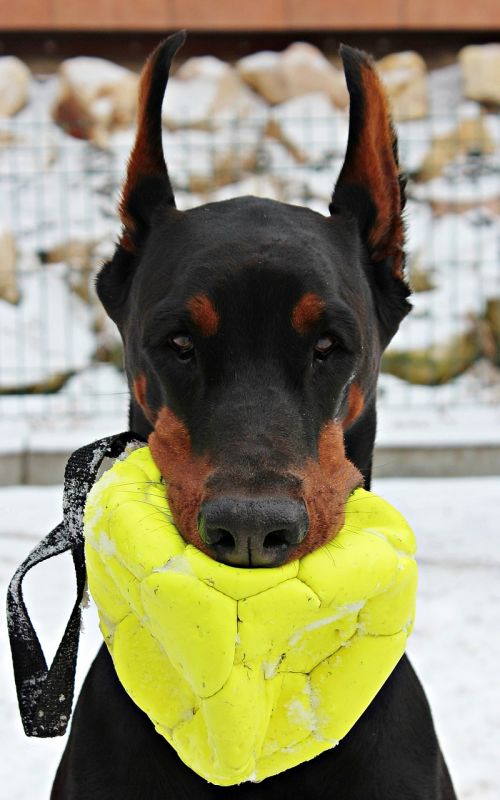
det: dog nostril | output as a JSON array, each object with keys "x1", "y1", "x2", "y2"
[
  {"x1": 263, "y1": 530, "x2": 289, "y2": 551},
  {"x1": 211, "y1": 529, "x2": 235, "y2": 552}
]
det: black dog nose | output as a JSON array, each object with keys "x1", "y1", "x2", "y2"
[{"x1": 199, "y1": 497, "x2": 308, "y2": 567}]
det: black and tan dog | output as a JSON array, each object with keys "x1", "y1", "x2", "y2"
[{"x1": 52, "y1": 32, "x2": 456, "y2": 799}]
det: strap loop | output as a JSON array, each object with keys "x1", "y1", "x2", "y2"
[{"x1": 6, "y1": 431, "x2": 140, "y2": 737}]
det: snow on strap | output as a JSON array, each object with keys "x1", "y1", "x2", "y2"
[
  {"x1": 6, "y1": 431, "x2": 140, "y2": 738},
  {"x1": 84, "y1": 446, "x2": 418, "y2": 786}
]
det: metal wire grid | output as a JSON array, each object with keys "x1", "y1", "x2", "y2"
[{"x1": 1, "y1": 90, "x2": 499, "y2": 422}]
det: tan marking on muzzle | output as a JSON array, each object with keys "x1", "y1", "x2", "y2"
[
  {"x1": 149, "y1": 406, "x2": 213, "y2": 553},
  {"x1": 291, "y1": 421, "x2": 362, "y2": 560}
]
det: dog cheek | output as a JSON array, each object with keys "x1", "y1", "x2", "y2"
[
  {"x1": 293, "y1": 421, "x2": 362, "y2": 559},
  {"x1": 342, "y1": 382, "x2": 365, "y2": 430},
  {"x1": 148, "y1": 406, "x2": 213, "y2": 552},
  {"x1": 133, "y1": 373, "x2": 150, "y2": 416}
]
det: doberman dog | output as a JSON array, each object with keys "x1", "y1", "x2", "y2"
[{"x1": 52, "y1": 32, "x2": 457, "y2": 799}]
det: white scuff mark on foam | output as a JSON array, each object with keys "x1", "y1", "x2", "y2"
[
  {"x1": 82, "y1": 470, "x2": 121, "y2": 535},
  {"x1": 154, "y1": 554, "x2": 193, "y2": 575},
  {"x1": 364, "y1": 528, "x2": 411, "y2": 560},
  {"x1": 288, "y1": 602, "x2": 365, "y2": 647},
  {"x1": 84, "y1": 503, "x2": 104, "y2": 534},
  {"x1": 280, "y1": 744, "x2": 299, "y2": 754},
  {"x1": 97, "y1": 531, "x2": 116, "y2": 556},
  {"x1": 286, "y1": 698, "x2": 315, "y2": 728},
  {"x1": 87, "y1": 465, "x2": 120, "y2": 498},
  {"x1": 312, "y1": 734, "x2": 339, "y2": 747},
  {"x1": 262, "y1": 654, "x2": 283, "y2": 680}
]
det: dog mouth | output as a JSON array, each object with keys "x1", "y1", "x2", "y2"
[{"x1": 149, "y1": 407, "x2": 363, "y2": 569}]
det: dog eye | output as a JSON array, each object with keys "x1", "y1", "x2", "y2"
[
  {"x1": 169, "y1": 333, "x2": 194, "y2": 359},
  {"x1": 314, "y1": 334, "x2": 337, "y2": 359}
]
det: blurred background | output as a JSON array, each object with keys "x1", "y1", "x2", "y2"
[{"x1": 0, "y1": 3, "x2": 499, "y2": 799}]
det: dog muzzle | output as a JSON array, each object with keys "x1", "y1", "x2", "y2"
[{"x1": 83, "y1": 446, "x2": 417, "y2": 786}]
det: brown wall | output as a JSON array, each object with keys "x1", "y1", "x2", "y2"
[{"x1": 1, "y1": 0, "x2": 499, "y2": 31}]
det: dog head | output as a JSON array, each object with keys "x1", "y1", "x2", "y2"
[{"x1": 97, "y1": 32, "x2": 410, "y2": 567}]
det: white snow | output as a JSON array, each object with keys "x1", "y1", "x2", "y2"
[
  {"x1": 283, "y1": 43, "x2": 332, "y2": 70},
  {"x1": 411, "y1": 167, "x2": 500, "y2": 204},
  {"x1": 178, "y1": 56, "x2": 232, "y2": 81},
  {"x1": 373, "y1": 477, "x2": 500, "y2": 800},
  {"x1": 0, "y1": 263, "x2": 95, "y2": 390},
  {"x1": 428, "y1": 63, "x2": 463, "y2": 119},
  {"x1": 158, "y1": 124, "x2": 265, "y2": 189},
  {"x1": 283, "y1": 162, "x2": 343, "y2": 204},
  {"x1": 209, "y1": 175, "x2": 281, "y2": 204},
  {"x1": 237, "y1": 50, "x2": 280, "y2": 71},
  {"x1": 163, "y1": 76, "x2": 219, "y2": 128},
  {"x1": 270, "y1": 92, "x2": 349, "y2": 164},
  {"x1": 391, "y1": 208, "x2": 500, "y2": 352},
  {"x1": 1, "y1": 477, "x2": 499, "y2": 798},
  {"x1": 0, "y1": 363, "x2": 128, "y2": 453},
  {"x1": 163, "y1": 57, "x2": 267, "y2": 132},
  {"x1": 377, "y1": 396, "x2": 500, "y2": 447},
  {"x1": 59, "y1": 57, "x2": 133, "y2": 90}
]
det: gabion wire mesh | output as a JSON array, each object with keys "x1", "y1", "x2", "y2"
[{"x1": 1, "y1": 75, "x2": 500, "y2": 425}]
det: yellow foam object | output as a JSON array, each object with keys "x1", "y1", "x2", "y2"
[{"x1": 83, "y1": 446, "x2": 417, "y2": 786}]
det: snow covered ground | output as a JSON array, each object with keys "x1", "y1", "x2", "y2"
[{"x1": 0, "y1": 476, "x2": 499, "y2": 799}]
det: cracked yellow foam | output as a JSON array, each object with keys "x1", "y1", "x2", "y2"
[{"x1": 84, "y1": 446, "x2": 417, "y2": 786}]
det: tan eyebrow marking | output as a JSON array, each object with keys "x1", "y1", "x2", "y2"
[
  {"x1": 291, "y1": 293, "x2": 326, "y2": 335},
  {"x1": 187, "y1": 293, "x2": 219, "y2": 337}
]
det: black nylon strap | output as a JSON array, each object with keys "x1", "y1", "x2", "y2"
[{"x1": 6, "y1": 431, "x2": 140, "y2": 737}]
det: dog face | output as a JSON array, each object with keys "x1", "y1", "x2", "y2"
[{"x1": 97, "y1": 32, "x2": 410, "y2": 567}]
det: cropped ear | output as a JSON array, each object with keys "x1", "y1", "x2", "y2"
[
  {"x1": 119, "y1": 30, "x2": 186, "y2": 251},
  {"x1": 330, "y1": 46, "x2": 406, "y2": 280},
  {"x1": 96, "y1": 32, "x2": 185, "y2": 323}
]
